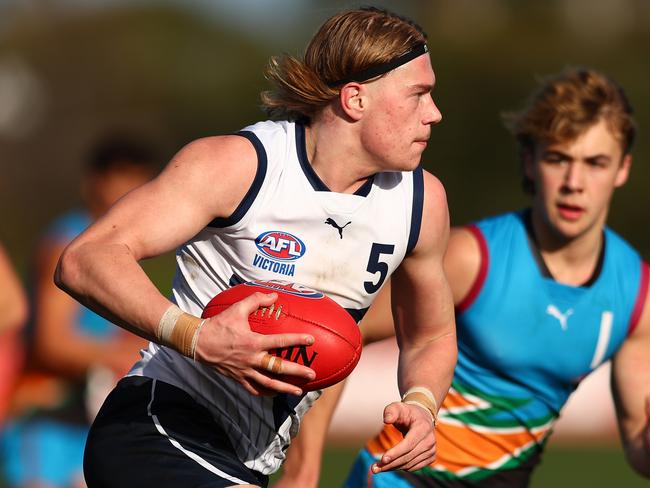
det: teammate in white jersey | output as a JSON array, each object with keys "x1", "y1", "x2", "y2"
[{"x1": 55, "y1": 7, "x2": 457, "y2": 488}]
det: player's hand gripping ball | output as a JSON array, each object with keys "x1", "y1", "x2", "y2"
[{"x1": 202, "y1": 280, "x2": 362, "y2": 391}]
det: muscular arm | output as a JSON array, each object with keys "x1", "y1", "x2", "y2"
[
  {"x1": 274, "y1": 216, "x2": 485, "y2": 486},
  {"x1": 372, "y1": 170, "x2": 457, "y2": 473},
  {"x1": 56, "y1": 136, "x2": 252, "y2": 337},
  {"x1": 55, "y1": 136, "x2": 315, "y2": 395},
  {"x1": 33, "y1": 239, "x2": 145, "y2": 379},
  {"x1": 611, "y1": 272, "x2": 650, "y2": 477}
]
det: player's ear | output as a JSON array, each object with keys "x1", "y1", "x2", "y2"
[
  {"x1": 614, "y1": 153, "x2": 632, "y2": 188},
  {"x1": 339, "y1": 82, "x2": 365, "y2": 121}
]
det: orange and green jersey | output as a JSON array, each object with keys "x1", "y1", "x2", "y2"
[{"x1": 346, "y1": 211, "x2": 649, "y2": 487}]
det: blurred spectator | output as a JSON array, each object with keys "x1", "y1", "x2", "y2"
[
  {"x1": 0, "y1": 135, "x2": 157, "y2": 488},
  {"x1": 0, "y1": 243, "x2": 28, "y2": 427}
]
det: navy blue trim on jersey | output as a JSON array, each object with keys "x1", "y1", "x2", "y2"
[
  {"x1": 272, "y1": 393, "x2": 305, "y2": 432},
  {"x1": 345, "y1": 307, "x2": 369, "y2": 324},
  {"x1": 295, "y1": 123, "x2": 375, "y2": 196},
  {"x1": 207, "y1": 131, "x2": 268, "y2": 228},
  {"x1": 523, "y1": 208, "x2": 605, "y2": 287},
  {"x1": 406, "y1": 165, "x2": 424, "y2": 254}
]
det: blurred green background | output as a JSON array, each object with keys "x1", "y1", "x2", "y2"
[
  {"x1": 1, "y1": 1, "x2": 649, "y2": 486},
  {"x1": 270, "y1": 445, "x2": 650, "y2": 487},
  {"x1": 1, "y1": 0, "x2": 649, "y2": 276}
]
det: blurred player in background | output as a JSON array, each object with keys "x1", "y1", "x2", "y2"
[
  {"x1": 0, "y1": 136, "x2": 155, "y2": 488},
  {"x1": 276, "y1": 68, "x2": 650, "y2": 487},
  {"x1": 0, "y1": 243, "x2": 28, "y2": 428},
  {"x1": 55, "y1": 7, "x2": 457, "y2": 488}
]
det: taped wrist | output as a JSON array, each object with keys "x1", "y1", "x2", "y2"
[
  {"x1": 157, "y1": 304, "x2": 205, "y2": 359},
  {"x1": 402, "y1": 386, "x2": 439, "y2": 427}
]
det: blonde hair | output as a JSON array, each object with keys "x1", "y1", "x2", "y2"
[
  {"x1": 261, "y1": 7, "x2": 427, "y2": 121},
  {"x1": 503, "y1": 68, "x2": 636, "y2": 193}
]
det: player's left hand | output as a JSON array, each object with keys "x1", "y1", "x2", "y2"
[{"x1": 370, "y1": 401, "x2": 436, "y2": 473}]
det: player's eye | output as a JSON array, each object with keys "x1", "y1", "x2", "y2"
[
  {"x1": 586, "y1": 157, "x2": 609, "y2": 168},
  {"x1": 542, "y1": 152, "x2": 568, "y2": 164}
]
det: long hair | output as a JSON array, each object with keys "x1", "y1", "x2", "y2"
[
  {"x1": 261, "y1": 7, "x2": 427, "y2": 121},
  {"x1": 503, "y1": 67, "x2": 636, "y2": 194}
]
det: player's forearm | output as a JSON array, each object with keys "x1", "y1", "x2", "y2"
[
  {"x1": 55, "y1": 240, "x2": 172, "y2": 342},
  {"x1": 397, "y1": 331, "x2": 457, "y2": 412}
]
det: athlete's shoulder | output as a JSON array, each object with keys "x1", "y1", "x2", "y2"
[
  {"x1": 604, "y1": 225, "x2": 643, "y2": 260},
  {"x1": 173, "y1": 131, "x2": 261, "y2": 178},
  {"x1": 240, "y1": 119, "x2": 293, "y2": 136},
  {"x1": 472, "y1": 210, "x2": 524, "y2": 233},
  {"x1": 163, "y1": 133, "x2": 261, "y2": 222},
  {"x1": 420, "y1": 169, "x2": 448, "y2": 214},
  {"x1": 399, "y1": 169, "x2": 449, "y2": 263}
]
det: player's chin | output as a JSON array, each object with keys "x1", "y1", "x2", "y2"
[{"x1": 396, "y1": 156, "x2": 423, "y2": 172}]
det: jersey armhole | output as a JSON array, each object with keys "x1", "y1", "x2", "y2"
[
  {"x1": 406, "y1": 165, "x2": 424, "y2": 255},
  {"x1": 455, "y1": 224, "x2": 489, "y2": 314},
  {"x1": 627, "y1": 261, "x2": 649, "y2": 336},
  {"x1": 207, "y1": 131, "x2": 268, "y2": 228}
]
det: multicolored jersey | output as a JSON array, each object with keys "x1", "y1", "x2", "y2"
[
  {"x1": 350, "y1": 210, "x2": 649, "y2": 487},
  {"x1": 22, "y1": 210, "x2": 116, "y2": 423},
  {"x1": 129, "y1": 120, "x2": 425, "y2": 475},
  {"x1": 0, "y1": 210, "x2": 118, "y2": 488}
]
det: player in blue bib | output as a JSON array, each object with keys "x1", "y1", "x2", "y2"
[
  {"x1": 276, "y1": 68, "x2": 650, "y2": 487},
  {"x1": 0, "y1": 137, "x2": 154, "y2": 488}
]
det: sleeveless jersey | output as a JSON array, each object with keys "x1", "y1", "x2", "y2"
[
  {"x1": 363, "y1": 210, "x2": 649, "y2": 486},
  {"x1": 129, "y1": 120, "x2": 424, "y2": 475}
]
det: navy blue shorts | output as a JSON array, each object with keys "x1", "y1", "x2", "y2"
[{"x1": 84, "y1": 376, "x2": 268, "y2": 488}]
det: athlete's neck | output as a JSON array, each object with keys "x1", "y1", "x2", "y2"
[
  {"x1": 304, "y1": 119, "x2": 375, "y2": 194},
  {"x1": 527, "y1": 209, "x2": 605, "y2": 287}
]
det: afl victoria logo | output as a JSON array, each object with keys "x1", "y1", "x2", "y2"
[
  {"x1": 247, "y1": 279, "x2": 324, "y2": 299},
  {"x1": 255, "y1": 231, "x2": 306, "y2": 261}
]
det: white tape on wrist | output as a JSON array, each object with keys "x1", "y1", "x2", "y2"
[
  {"x1": 191, "y1": 319, "x2": 206, "y2": 361},
  {"x1": 158, "y1": 304, "x2": 184, "y2": 344},
  {"x1": 402, "y1": 386, "x2": 439, "y2": 427},
  {"x1": 157, "y1": 304, "x2": 203, "y2": 359}
]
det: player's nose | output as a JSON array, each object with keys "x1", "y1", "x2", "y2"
[
  {"x1": 562, "y1": 162, "x2": 585, "y2": 192},
  {"x1": 424, "y1": 95, "x2": 442, "y2": 125}
]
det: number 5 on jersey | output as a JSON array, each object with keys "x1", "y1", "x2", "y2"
[{"x1": 364, "y1": 243, "x2": 395, "y2": 294}]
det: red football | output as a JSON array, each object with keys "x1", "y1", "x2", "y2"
[{"x1": 202, "y1": 279, "x2": 362, "y2": 391}]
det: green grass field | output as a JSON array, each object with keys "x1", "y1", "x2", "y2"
[
  {"x1": 1, "y1": 444, "x2": 645, "y2": 487},
  {"x1": 271, "y1": 444, "x2": 649, "y2": 487}
]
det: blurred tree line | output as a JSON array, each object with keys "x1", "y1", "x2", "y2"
[{"x1": 0, "y1": 0, "x2": 648, "y2": 290}]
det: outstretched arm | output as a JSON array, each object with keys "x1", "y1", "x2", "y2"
[
  {"x1": 56, "y1": 136, "x2": 315, "y2": 396},
  {"x1": 612, "y1": 267, "x2": 650, "y2": 477},
  {"x1": 372, "y1": 170, "x2": 457, "y2": 473}
]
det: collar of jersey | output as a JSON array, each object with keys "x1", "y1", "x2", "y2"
[
  {"x1": 295, "y1": 122, "x2": 375, "y2": 197},
  {"x1": 522, "y1": 208, "x2": 605, "y2": 288}
]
